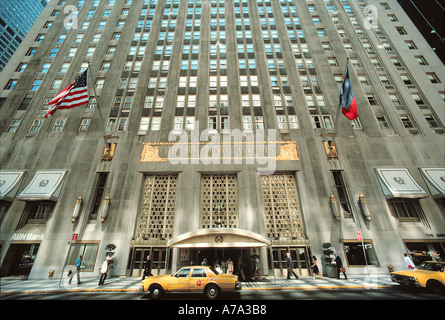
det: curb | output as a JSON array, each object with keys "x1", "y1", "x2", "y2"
[{"x1": 1, "y1": 284, "x2": 394, "y2": 296}]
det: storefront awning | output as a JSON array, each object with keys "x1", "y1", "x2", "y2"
[
  {"x1": 17, "y1": 170, "x2": 67, "y2": 201},
  {"x1": 419, "y1": 167, "x2": 445, "y2": 199},
  {"x1": 167, "y1": 228, "x2": 272, "y2": 248},
  {"x1": 375, "y1": 168, "x2": 428, "y2": 199},
  {"x1": 0, "y1": 171, "x2": 26, "y2": 201}
]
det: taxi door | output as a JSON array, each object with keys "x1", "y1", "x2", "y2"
[
  {"x1": 189, "y1": 267, "x2": 209, "y2": 292},
  {"x1": 167, "y1": 268, "x2": 191, "y2": 292}
]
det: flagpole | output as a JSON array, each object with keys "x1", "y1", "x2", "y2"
[
  {"x1": 87, "y1": 65, "x2": 108, "y2": 145},
  {"x1": 332, "y1": 57, "x2": 350, "y2": 141}
]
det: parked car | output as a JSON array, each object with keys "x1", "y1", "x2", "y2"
[
  {"x1": 391, "y1": 261, "x2": 445, "y2": 294},
  {"x1": 140, "y1": 265, "x2": 242, "y2": 299}
]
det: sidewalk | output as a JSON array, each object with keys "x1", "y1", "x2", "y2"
[{"x1": 0, "y1": 274, "x2": 395, "y2": 295}]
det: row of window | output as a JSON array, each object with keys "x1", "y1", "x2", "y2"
[{"x1": 3, "y1": 0, "x2": 443, "y2": 136}]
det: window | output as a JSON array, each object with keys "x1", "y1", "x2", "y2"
[
  {"x1": 376, "y1": 115, "x2": 390, "y2": 129},
  {"x1": 66, "y1": 242, "x2": 99, "y2": 272},
  {"x1": 78, "y1": 118, "x2": 91, "y2": 132},
  {"x1": 400, "y1": 115, "x2": 414, "y2": 128},
  {"x1": 424, "y1": 114, "x2": 440, "y2": 128},
  {"x1": 405, "y1": 41, "x2": 417, "y2": 49},
  {"x1": 317, "y1": 29, "x2": 326, "y2": 37},
  {"x1": 118, "y1": 118, "x2": 128, "y2": 131},
  {"x1": 139, "y1": 117, "x2": 150, "y2": 131},
  {"x1": 16, "y1": 63, "x2": 28, "y2": 72},
  {"x1": 22, "y1": 202, "x2": 54, "y2": 223},
  {"x1": 327, "y1": 58, "x2": 338, "y2": 67},
  {"x1": 411, "y1": 93, "x2": 425, "y2": 105},
  {"x1": 89, "y1": 173, "x2": 108, "y2": 219},
  {"x1": 29, "y1": 119, "x2": 43, "y2": 133},
  {"x1": 400, "y1": 74, "x2": 413, "y2": 85},
  {"x1": 332, "y1": 170, "x2": 353, "y2": 219},
  {"x1": 311, "y1": 115, "x2": 322, "y2": 129},
  {"x1": 367, "y1": 94, "x2": 378, "y2": 105},
  {"x1": 151, "y1": 117, "x2": 161, "y2": 130},
  {"x1": 389, "y1": 93, "x2": 402, "y2": 106},
  {"x1": 7, "y1": 120, "x2": 21, "y2": 133},
  {"x1": 52, "y1": 80, "x2": 62, "y2": 90},
  {"x1": 321, "y1": 42, "x2": 332, "y2": 50},
  {"x1": 5, "y1": 80, "x2": 18, "y2": 90},
  {"x1": 426, "y1": 73, "x2": 440, "y2": 84},
  {"x1": 389, "y1": 199, "x2": 424, "y2": 221},
  {"x1": 415, "y1": 56, "x2": 428, "y2": 66},
  {"x1": 396, "y1": 27, "x2": 407, "y2": 35},
  {"x1": 343, "y1": 241, "x2": 380, "y2": 266},
  {"x1": 191, "y1": 268, "x2": 206, "y2": 278},
  {"x1": 27, "y1": 48, "x2": 37, "y2": 56},
  {"x1": 53, "y1": 119, "x2": 66, "y2": 132},
  {"x1": 387, "y1": 14, "x2": 398, "y2": 22}
]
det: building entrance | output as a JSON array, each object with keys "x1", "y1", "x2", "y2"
[
  {"x1": 128, "y1": 247, "x2": 168, "y2": 277},
  {"x1": 1, "y1": 243, "x2": 40, "y2": 277},
  {"x1": 190, "y1": 247, "x2": 260, "y2": 280}
]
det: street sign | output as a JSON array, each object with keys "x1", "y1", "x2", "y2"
[
  {"x1": 72, "y1": 233, "x2": 78, "y2": 241},
  {"x1": 356, "y1": 231, "x2": 362, "y2": 241}
]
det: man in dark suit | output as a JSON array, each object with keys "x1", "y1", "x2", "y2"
[
  {"x1": 334, "y1": 253, "x2": 348, "y2": 279},
  {"x1": 286, "y1": 252, "x2": 299, "y2": 279},
  {"x1": 142, "y1": 255, "x2": 153, "y2": 280}
]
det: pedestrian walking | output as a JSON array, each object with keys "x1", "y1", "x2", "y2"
[
  {"x1": 69, "y1": 254, "x2": 83, "y2": 285},
  {"x1": 201, "y1": 258, "x2": 208, "y2": 266},
  {"x1": 311, "y1": 256, "x2": 325, "y2": 280},
  {"x1": 334, "y1": 253, "x2": 347, "y2": 279},
  {"x1": 227, "y1": 258, "x2": 234, "y2": 275},
  {"x1": 253, "y1": 255, "x2": 261, "y2": 280},
  {"x1": 98, "y1": 257, "x2": 111, "y2": 286},
  {"x1": 222, "y1": 259, "x2": 227, "y2": 274},
  {"x1": 404, "y1": 253, "x2": 416, "y2": 270},
  {"x1": 237, "y1": 256, "x2": 246, "y2": 281},
  {"x1": 286, "y1": 252, "x2": 299, "y2": 279},
  {"x1": 214, "y1": 259, "x2": 222, "y2": 273},
  {"x1": 142, "y1": 255, "x2": 153, "y2": 280}
]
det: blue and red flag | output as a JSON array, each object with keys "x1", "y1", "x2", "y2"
[{"x1": 339, "y1": 64, "x2": 358, "y2": 120}]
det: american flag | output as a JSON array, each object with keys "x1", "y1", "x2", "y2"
[{"x1": 45, "y1": 69, "x2": 89, "y2": 118}]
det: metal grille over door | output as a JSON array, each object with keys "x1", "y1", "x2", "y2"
[
  {"x1": 201, "y1": 174, "x2": 238, "y2": 229},
  {"x1": 260, "y1": 174, "x2": 305, "y2": 240},
  {"x1": 137, "y1": 175, "x2": 177, "y2": 240}
]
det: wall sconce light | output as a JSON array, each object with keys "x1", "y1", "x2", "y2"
[
  {"x1": 330, "y1": 193, "x2": 340, "y2": 222},
  {"x1": 72, "y1": 195, "x2": 82, "y2": 223},
  {"x1": 359, "y1": 192, "x2": 371, "y2": 221},
  {"x1": 100, "y1": 195, "x2": 110, "y2": 223}
]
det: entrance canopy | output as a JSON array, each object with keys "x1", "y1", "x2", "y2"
[
  {"x1": 419, "y1": 167, "x2": 445, "y2": 199},
  {"x1": 17, "y1": 170, "x2": 67, "y2": 201},
  {"x1": 375, "y1": 168, "x2": 428, "y2": 199},
  {"x1": 0, "y1": 170, "x2": 26, "y2": 201},
  {"x1": 167, "y1": 228, "x2": 271, "y2": 248}
]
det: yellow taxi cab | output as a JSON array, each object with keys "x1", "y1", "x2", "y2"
[
  {"x1": 140, "y1": 265, "x2": 242, "y2": 299},
  {"x1": 391, "y1": 261, "x2": 445, "y2": 294}
]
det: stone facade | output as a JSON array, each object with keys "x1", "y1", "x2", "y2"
[{"x1": 0, "y1": 0, "x2": 444, "y2": 280}]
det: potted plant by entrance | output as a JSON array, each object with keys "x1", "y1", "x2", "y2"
[{"x1": 322, "y1": 242, "x2": 337, "y2": 278}]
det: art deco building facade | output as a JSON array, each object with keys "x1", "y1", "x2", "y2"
[{"x1": 0, "y1": 0, "x2": 444, "y2": 279}]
